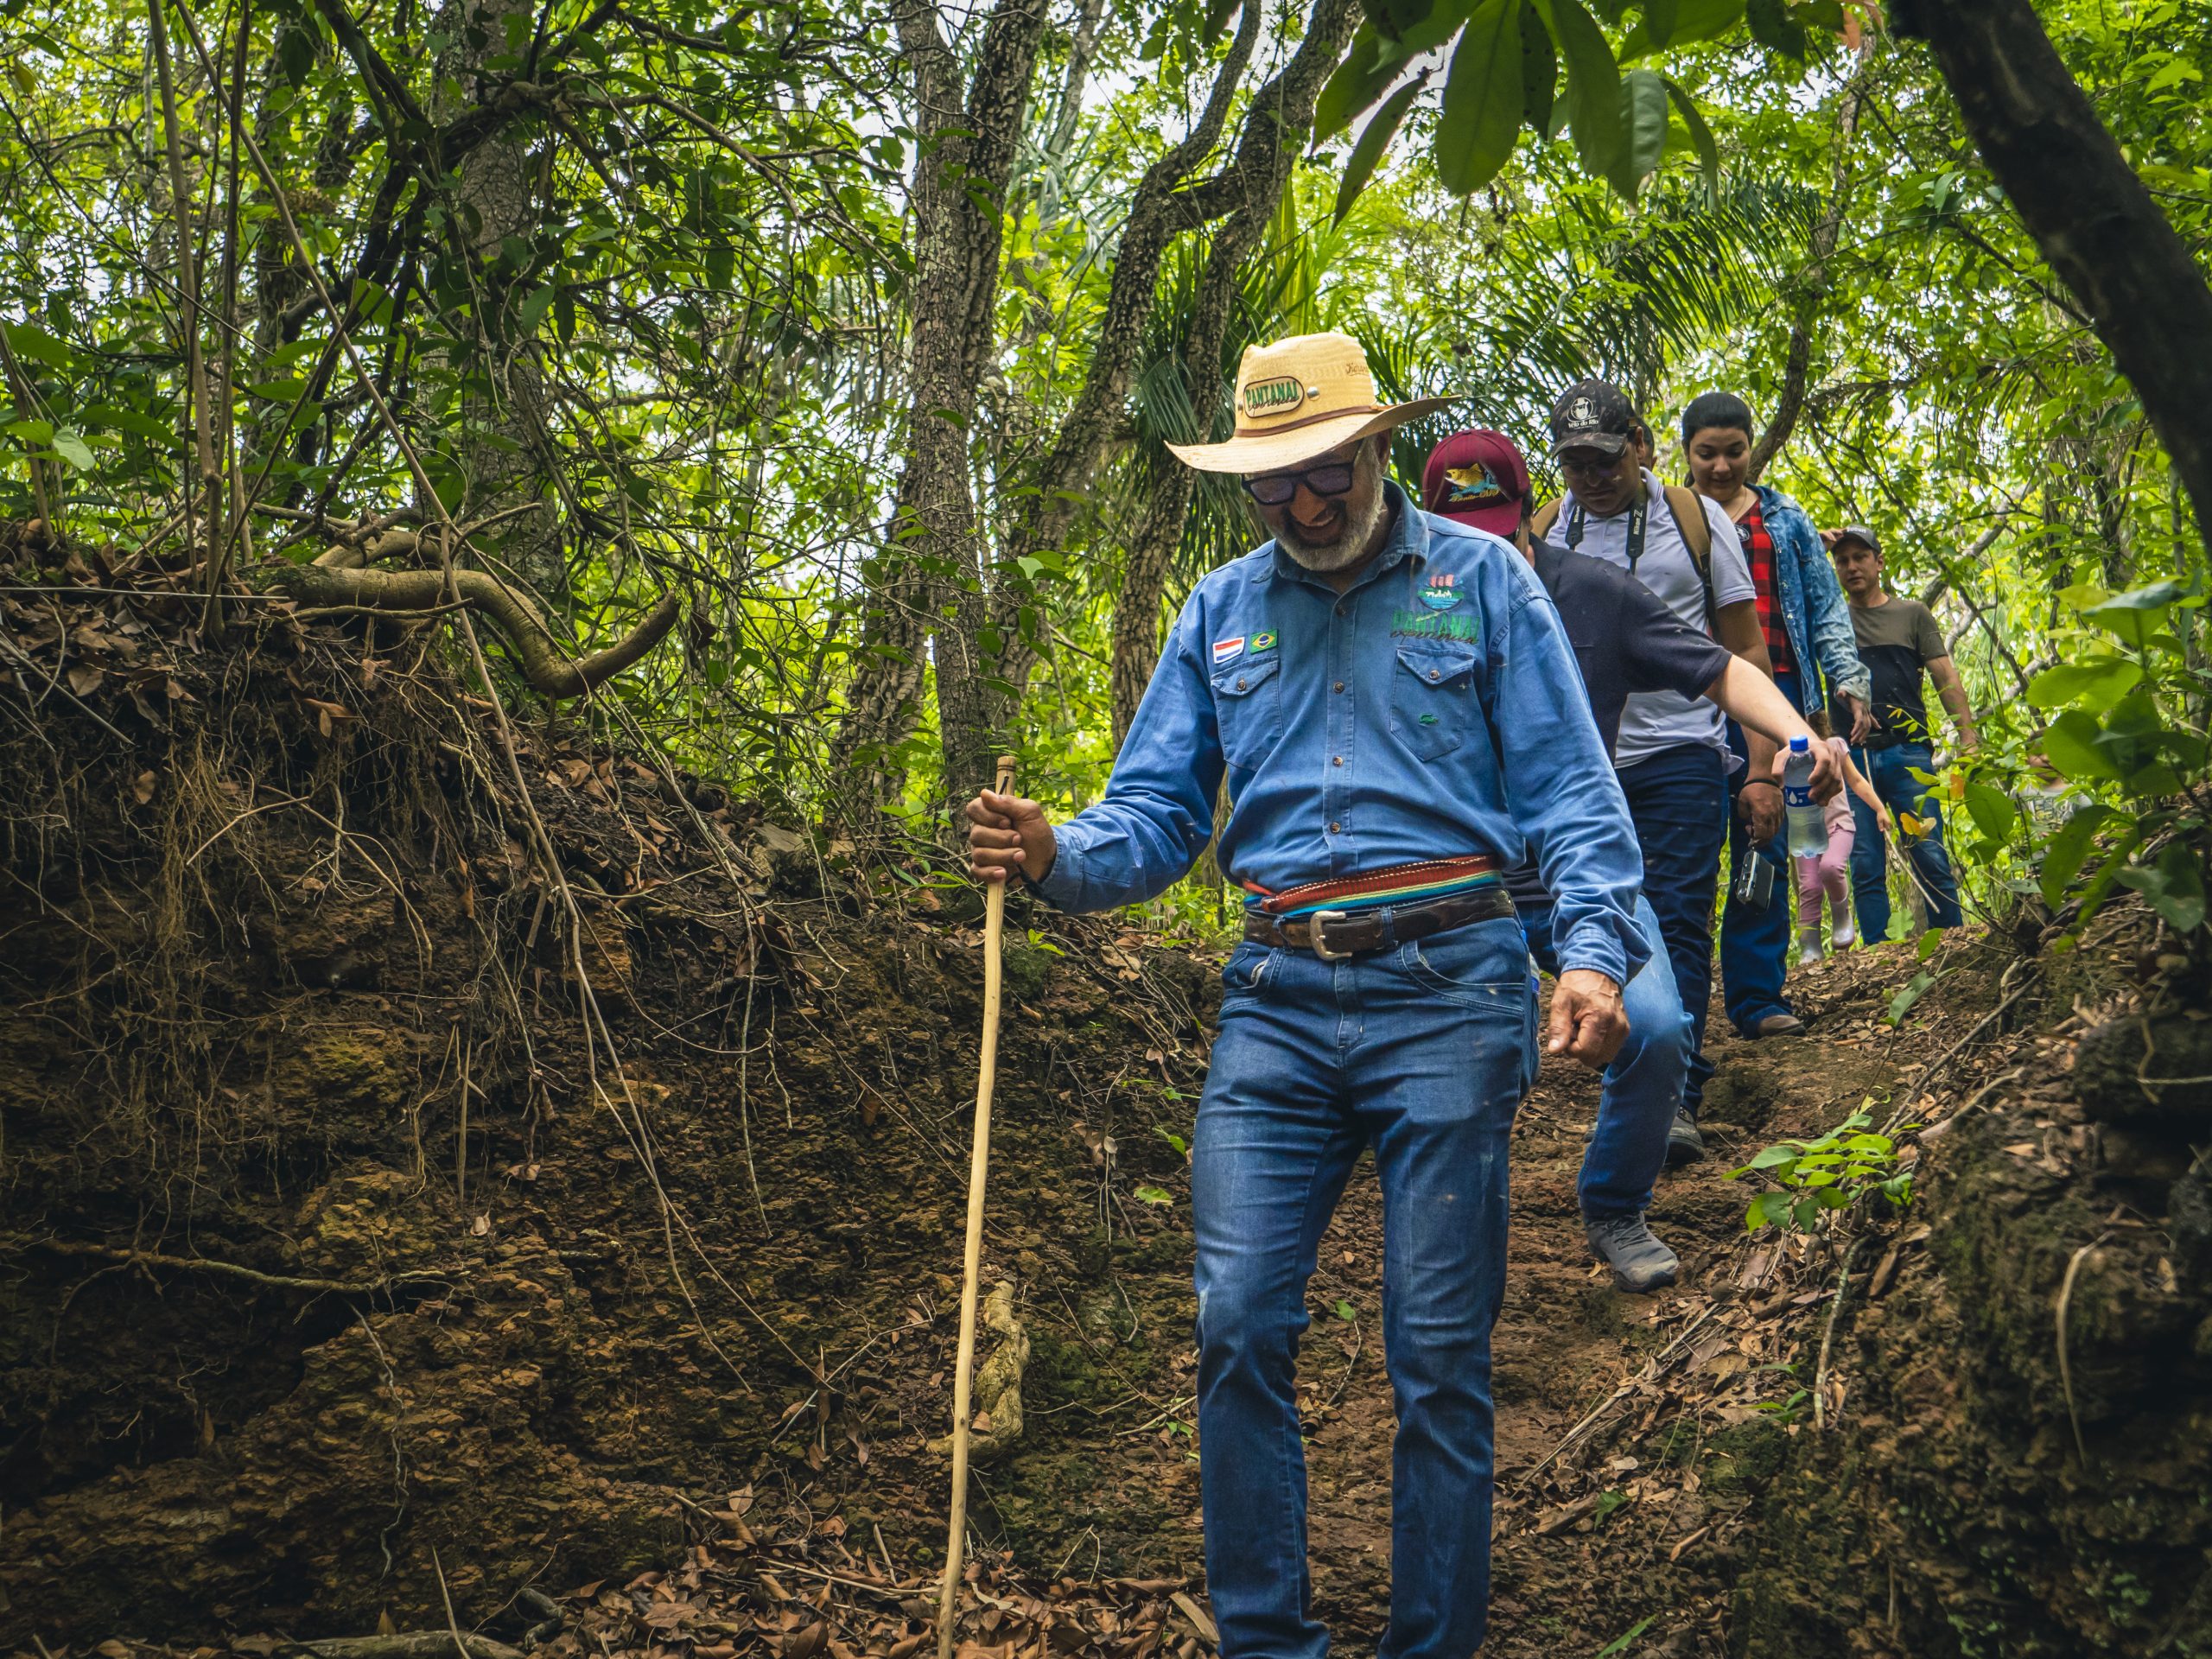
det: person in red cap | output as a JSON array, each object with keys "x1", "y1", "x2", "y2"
[{"x1": 1422, "y1": 430, "x2": 1840, "y2": 1291}]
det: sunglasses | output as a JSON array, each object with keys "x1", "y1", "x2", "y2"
[
  {"x1": 1243, "y1": 461, "x2": 1357, "y2": 505},
  {"x1": 1556, "y1": 451, "x2": 1633, "y2": 481}
]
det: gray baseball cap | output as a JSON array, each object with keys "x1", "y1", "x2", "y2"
[{"x1": 1833, "y1": 524, "x2": 1882, "y2": 556}]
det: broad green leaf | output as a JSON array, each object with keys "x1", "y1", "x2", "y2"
[
  {"x1": 1608, "y1": 68, "x2": 1669, "y2": 197},
  {"x1": 1379, "y1": 0, "x2": 1478, "y2": 66},
  {"x1": 1643, "y1": 0, "x2": 1676, "y2": 46},
  {"x1": 1745, "y1": 0, "x2": 1808, "y2": 57},
  {"x1": 1436, "y1": 0, "x2": 1525, "y2": 194},
  {"x1": 1333, "y1": 1298, "x2": 1357, "y2": 1320},
  {"x1": 1885, "y1": 969, "x2": 1936, "y2": 1027},
  {"x1": 6, "y1": 417, "x2": 54, "y2": 443},
  {"x1": 1133, "y1": 1185, "x2": 1173, "y2": 1205},
  {"x1": 2082, "y1": 580, "x2": 2184, "y2": 648},
  {"x1": 1336, "y1": 72, "x2": 1428, "y2": 221},
  {"x1": 1520, "y1": 0, "x2": 1559, "y2": 133},
  {"x1": 1916, "y1": 926, "x2": 1943, "y2": 960},
  {"x1": 2, "y1": 321, "x2": 72, "y2": 370},
  {"x1": 2115, "y1": 840, "x2": 2207, "y2": 933},
  {"x1": 81, "y1": 403, "x2": 180, "y2": 443},
  {"x1": 1619, "y1": 0, "x2": 1744, "y2": 55},
  {"x1": 2042, "y1": 709, "x2": 2122, "y2": 783},
  {"x1": 1315, "y1": 25, "x2": 1393, "y2": 143},
  {"x1": 2039, "y1": 803, "x2": 2115, "y2": 906},
  {"x1": 50, "y1": 428, "x2": 93, "y2": 470},
  {"x1": 1547, "y1": 0, "x2": 1622, "y2": 181},
  {"x1": 2026, "y1": 657, "x2": 2141, "y2": 714},
  {"x1": 1962, "y1": 781, "x2": 2018, "y2": 844},
  {"x1": 1663, "y1": 76, "x2": 1719, "y2": 204}
]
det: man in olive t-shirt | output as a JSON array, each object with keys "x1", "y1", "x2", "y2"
[{"x1": 1827, "y1": 526, "x2": 1980, "y2": 941}]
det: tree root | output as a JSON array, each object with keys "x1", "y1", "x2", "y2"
[
  {"x1": 22, "y1": 1237, "x2": 455, "y2": 1296},
  {"x1": 293, "y1": 1633, "x2": 527, "y2": 1659},
  {"x1": 929, "y1": 1281, "x2": 1029, "y2": 1465},
  {"x1": 265, "y1": 561, "x2": 681, "y2": 700}
]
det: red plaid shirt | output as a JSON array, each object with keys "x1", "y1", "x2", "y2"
[{"x1": 1736, "y1": 502, "x2": 1794, "y2": 677}]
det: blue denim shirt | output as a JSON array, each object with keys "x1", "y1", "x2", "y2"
[
  {"x1": 1755, "y1": 484, "x2": 1870, "y2": 714},
  {"x1": 1033, "y1": 484, "x2": 1649, "y2": 986}
]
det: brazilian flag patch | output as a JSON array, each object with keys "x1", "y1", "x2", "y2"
[{"x1": 1249, "y1": 631, "x2": 1277, "y2": 653}]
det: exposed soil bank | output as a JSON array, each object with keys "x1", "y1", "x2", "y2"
[{"x1": 4, "y1": 575, "x2": 2207, "y2": 1657}]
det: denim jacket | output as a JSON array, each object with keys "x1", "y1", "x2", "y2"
[{"x1": 1755, "y1": 484, "x2": 1869, "y2": 714}]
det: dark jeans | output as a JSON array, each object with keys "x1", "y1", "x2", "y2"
[
  {"x1": 1849, "y1": 741, "x2": 1965, "y2": 938},
  {"x1": 1194, "y1": 919, "x2": 1537, "y2": 1659},
  {"x1": 1719, "y1": 671, "x2": 1804, "y2": 1035},
  {"x1": 1615, "y1": 743, "x2": 1729, "y2": 1118}
]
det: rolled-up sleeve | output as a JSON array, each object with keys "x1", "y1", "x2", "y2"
[
  {"x1": 1031, "y1": 599, "x2": 1224, "y2": 913},
  {"x1": 1490, "y1": 584, "x2": 1649, "y2": 985}
]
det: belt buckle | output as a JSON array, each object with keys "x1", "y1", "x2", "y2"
[{"x1": 1306, "y1": 909, "x2": 1352, "y2": 961}]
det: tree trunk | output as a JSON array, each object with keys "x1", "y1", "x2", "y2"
[
  {"x1": 1896, "y1": 0, "x2": 2212, "y2": 540},
  {"x1": 829, "y1": 0, "x2": 1049, "y2": 816},
  {"x1": 1747, "y1": 55, "x2": 1868, "y2": 483},
  {"x1": 429, "y1": 0, "x2": 565, "y2": 605}
]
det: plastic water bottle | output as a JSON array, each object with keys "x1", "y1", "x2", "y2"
[{"x1": 1783, "y1": 735, "x2": 1828, "y2": 857}]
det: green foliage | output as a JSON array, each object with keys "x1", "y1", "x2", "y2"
[{"x1": 1729, "y1": 1111, "x2": 1913, "y2": 1234}]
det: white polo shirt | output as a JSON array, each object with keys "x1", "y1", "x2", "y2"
[{"x1": 1554, "y1": 471, "x2": 1756, "y2": 771}]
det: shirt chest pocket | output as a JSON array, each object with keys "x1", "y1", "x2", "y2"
[
  {"x1": 1211, "y1": 653, "x2": 1283, "y2": 776},
  {"x1": 1390, "y1": 643, "x2": 1483, "y2": 763}
]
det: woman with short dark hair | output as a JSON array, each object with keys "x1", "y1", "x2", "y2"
[{"x1": 1677, "y1": 394, "x2": 1871, "y2": 1080}]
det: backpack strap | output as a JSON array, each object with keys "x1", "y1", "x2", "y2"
[
  {"x1": 1530, "y1": 498, "x2": 1562, "y2": 540},
  {"x1": 1660, "y1": 483, "x2": 1719, "y2": 629}
]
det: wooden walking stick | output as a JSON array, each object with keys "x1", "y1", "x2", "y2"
[{"x1": 938, "y1": 754, "x2": 1017, "y2": 1659}]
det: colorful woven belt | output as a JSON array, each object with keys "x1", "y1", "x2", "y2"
[{"x1": 1249, "y1": 854, "x2": 1504, "y2": 919}]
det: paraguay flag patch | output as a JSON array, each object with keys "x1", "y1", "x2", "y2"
[{"x1": 1212, "y1": 636, "x2": 1245, "y2": 665}]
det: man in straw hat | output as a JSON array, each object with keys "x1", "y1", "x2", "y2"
[{"x1": 967, "y1": 333, "x2": 1647, "y2": 1657}]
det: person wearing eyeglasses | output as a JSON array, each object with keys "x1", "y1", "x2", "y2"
[
  {"x1": 963, "y1": 334, "x2": 1644, "y2": 1659},
  {"x1": 1529, "y1": 380, "x2": 1776, "y2": 1166}
]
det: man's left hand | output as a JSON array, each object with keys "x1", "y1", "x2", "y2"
[{"x1": 1548, "y1": 969, "x2": 1628, "y2": 1071}]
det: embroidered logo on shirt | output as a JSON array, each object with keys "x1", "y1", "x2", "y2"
[
  {"x1": 1212, "y1": 636, "x2": 1246, "y2": 665},
  {"x1": 1249, "y1": 631, "x2": 1277, "y2": 653},
  {"x1": 1392, "y1": 609, "x2": 1482, "y2": 645},
  {"x1": 1421, "y1": 573, "x2": 1462, "y2": 612},
  {"x1": 1442, "y1": 464, "x2": 1504, "y2": 505}
]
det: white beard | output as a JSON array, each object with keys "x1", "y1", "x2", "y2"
[{"x1": 1276, "y1": 474, "x2": 1389, "y2": 573}]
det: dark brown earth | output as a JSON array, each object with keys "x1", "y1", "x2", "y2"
[{"x1": 3, "y1": 564, "x2": 2208, "y2": 1659}]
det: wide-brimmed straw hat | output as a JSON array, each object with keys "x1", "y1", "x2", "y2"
[{"x1": 1166, "y1": 332, "x2": 1459, "y2": 475}]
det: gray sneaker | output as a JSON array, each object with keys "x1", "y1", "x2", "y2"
[
  {"x1": 1586, "y1": 1213, "x2": 1681, "y2": 1294},
  {"x1": 1665, "y1": 1110, "x2": 1706, "y2": 1166}
]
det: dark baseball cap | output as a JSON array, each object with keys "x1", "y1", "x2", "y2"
[
  {"x1": 1421, "y1": 429, "x2": 1530, "y2": 537},
  {"x1": 1832, "y1": 524, "x2": 1882, "y2": 556},
  {"x1": 1547, "y1": 379, "x2": 1638, "y2": 461}
]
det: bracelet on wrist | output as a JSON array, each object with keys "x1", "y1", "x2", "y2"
[{"x1": 1740, "y1": 779, "x2": 1781, "y2": 794}]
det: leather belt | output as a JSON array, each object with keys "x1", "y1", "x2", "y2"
[{"x1": 1243, "y1": 884, "x2": 1516, "y2": 961}]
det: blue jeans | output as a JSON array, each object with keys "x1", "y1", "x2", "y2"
[
  {"x1": 1615, "y1": 744, "x2": 1730, "y2": 1117},
  {"x1": 1719, "y1": 671, "x2": 1804, "y2": 1035},
  {"x1": 1849, "y1": 741, "x2": 1964, "y2": 938},
  {"x1": 1522, "y1": 896, "x2": 1688, "y2": 1217},
  {"x1": 1195, "y1": 918, "x2": 1537, "y2": 1659}
]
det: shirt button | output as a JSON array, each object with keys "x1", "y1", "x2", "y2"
[
  {"x1": 1428, "y1": 668, "x2": 1440, "y2": 681},
  {"x1": 1328, "y1": 821, "x2": 1341, "y2": 834},
  {"x1": 1332, "y1": 755, "x2": 1343, "y2": 766},
  {"x1": 1333, "y1": 681, "x2": 1345, "y2": 693},
  {"x1": 1236, "y1": 677, "x2": 1246, "y2": 690}
]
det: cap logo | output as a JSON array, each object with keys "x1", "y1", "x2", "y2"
[
  {"x1": 1243, "y1": 375, "x2": 1309, "y2": 421},
  {"x1": 1444, "y1": 463, "x2": 1504, "y2": 505},
  {"x1": 1567, "y1": 396, "x2": 1598, "y2": 428}
]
